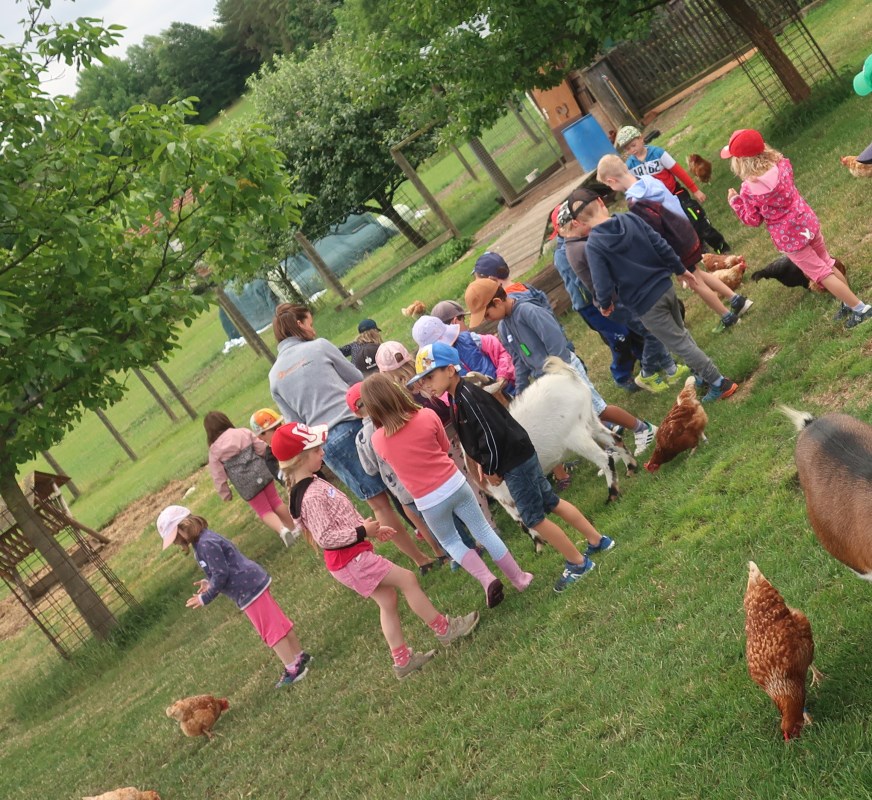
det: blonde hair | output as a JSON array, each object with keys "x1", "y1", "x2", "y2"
[
  {"x1": 596, "y1": 154, "x2": 630, "y2": 182},
  {"x1": 360, "y1": 373, "x2": 421, "y2": 436},
  {"x1": 280, "y1": 452, "x2": 319, "y2": 551},
  {"x1": 385, "y1": 361, "x2": 416, "y2": 386},
  {"x1": 730, "y1": 144, "x2": 783, "y2": 180},
  {"x1": 174, "y1": 514, "x2": 208, "y2": 553},
  {"x1": 356, "y1": 328, "x2": 383, "y2": 346}
]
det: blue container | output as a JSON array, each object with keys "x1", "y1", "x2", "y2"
[{"x1": 562, "y1": 114, "x2": 617, "y2": 172}]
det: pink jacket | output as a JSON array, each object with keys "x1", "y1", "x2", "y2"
[
  {"x1": 728, "y1": 158, "x2": 819, "y2": 253},
  {"x1": 295, "y1": 476, "x2": 365, "y2": 550},
  {"x1": 478, "y1": 333, "x2": 516, "y2": 383},
  {"x1": 208, "y1": 428, "x2": 267, "y2": 500}
]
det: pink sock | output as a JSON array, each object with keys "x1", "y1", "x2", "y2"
[
  {"x1": 391, "y1": 644, "x2": 411, "y2": 667},
  {"x1": 460, "y1": 549, "x2": 498, "y2": 590},
  {"x1": 428, "y1": 614, "x2": 449, "y2": 636},
  {"x1": 494, "y1": 552, "x2": 534, "y2": 591}
]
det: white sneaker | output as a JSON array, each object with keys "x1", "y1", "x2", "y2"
[
  {"x1": 279, "y1": 528, "x2": 300, "y2": 548},
  {"x1": 633, "y1": 423, "x2": 658, "y2": 456}
]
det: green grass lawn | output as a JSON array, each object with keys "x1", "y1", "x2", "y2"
[{"x1": 3, "y1": 0, "x2": 872, "y2": 797}]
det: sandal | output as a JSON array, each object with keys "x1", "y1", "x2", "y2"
[{"x1": 418, "y1": 561, "x2": 437, "y2": 576}]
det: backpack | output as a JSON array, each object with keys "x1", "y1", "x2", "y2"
[
  {"x1": 628, "y1": 198, "x2": 702, "y2": 268},
  {"x1": 222, "y1": 444, "x2": 276, "y2": 500}
]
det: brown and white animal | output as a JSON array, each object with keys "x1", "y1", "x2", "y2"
[
  {"x1": 83, "y1": 790, "x2": 161, "y2": 800},
  {"x1": 781, "y1": 407, "x2": 872, "y2": 578},
  {"x1": 840, "y1": 155, "x2": 872, "y2": 178},
  {"x1": 401, "y1": 300, "x2": 427, "y2": 317},
  {"x1": 484, "y1": 357, "x2": 636, "y2": 527},
  {"x1": 166, "y1": 694, "x2": 229, "y2": 740},
  {"x1": 463, "y1": 371, "x2": 511, "y2": 407},
  {"x1": 687, "y1": 153, "x2": 712, "y2": 184},
  {"x1": 700, "y1": 253, "x2": 747, "y2": 290},
  {"x1": 644, "y1": 376, "x2": 707, "y2": 472},
  {"x1": 745, "y1": 561, "x2": 823, "y2": 741}
]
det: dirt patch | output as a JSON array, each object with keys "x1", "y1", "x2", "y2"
[
  {"x1": 667, "y1": 125, "x2": 695, "y2": 148},
  {"x1": 804, "y1": 370, "x2": 872, "y2": 410},
  {"x1": 0, "y1": 470, "x2": 206, "y2": 642},
  {"x1": 734, "y1": 344, "x2": 780, "y2": 399}
]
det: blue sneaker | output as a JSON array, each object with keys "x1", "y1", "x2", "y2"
[
  {"x1": 276, "y1": 652, "x2": 311, "y2": 688},
  {"x1": 584, "y1": 535, "x2": 616, "y2": 559},
  {"x1": 554, "y1": 558, "x2": 596, "y2": 593},
  {"x1": 702, "y1": 378, "x2": 739, "y2": 403}
]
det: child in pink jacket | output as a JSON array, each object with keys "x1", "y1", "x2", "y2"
[{"x1": 723, "y1": 128, "x2": 871, "y2": 329}]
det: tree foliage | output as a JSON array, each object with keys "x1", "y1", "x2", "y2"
[
  {"x1": 247, "y1": 36, "x2": 438, "y2": 241},
  {"x1": 0, "y1": 11, "x2": 305, "y2": 473},
  {"x1": 217, "y1": 0, "x2": 342, "y2": 65}
]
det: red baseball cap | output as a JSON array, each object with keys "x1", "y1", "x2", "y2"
[
  {"x1": 345, "y1": 382, "x2": 363, "y2": 414},
  {"x1": 271, "y1": 422, "x2": 328, "y2": 461},
  {"x1": 720, "y1": 129, "x2": 765, "y2": 159},
  {"x1": 549, "y1": 205, "x2": 561, "y2": 240}
]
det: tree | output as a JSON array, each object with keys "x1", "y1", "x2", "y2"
[
  {"x1": 248, "y1": 37, "x2": 438, "y2": 247},
  {"x1": 1, "y1": 3, "x2": 305, "y2": 641},
  {"x1": 217, "y1": 0, "x2": 342, "y2": 66},
  {"x1": 342, "y1": 0, "x2": 813, "y2": 139}
]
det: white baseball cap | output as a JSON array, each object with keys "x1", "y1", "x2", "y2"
[{"x1": 157, "y1": 505, "x2": 191, "y2": 550}]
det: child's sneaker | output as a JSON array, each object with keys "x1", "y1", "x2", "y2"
[
  {"x1": 713, "y1": 311, "x2": 740, "y2": 333},
  {"x1": 702, "y1": 378, "x2": 739, "y2": 403},
  {"x1": 833, "y1": 303, "x2": 852, "y2": 322},
  {"x1": 435, "y1": 611, "x2": 480, "y2": 645},
  {"x1": 845, "y1": 306, "x2": 872, "y2": 329},
  {"x1": 633, "y1": 422, "x2": 658, "y2": 456},
  {"x1": 662, "y1": 364, "x2": 691, "y2": 386},
  {"x1": 279, "y1": 528, "x2": 300, "y2": 547},
  {"x1": 275, "y1": 652, "x2": 311, "y2": 688},
  {"x1": 553, "y1": 558, "x2": 596, "y2": 593},
  {"x1": 634, "y1": 372, "x2": 669, "y2": 393},
  {"x1": 584, "y1": 535, "x2": 616, "y2": 559},
  {"x1": 730, "y1": 295, "x2": 753, "y2": 316},
  {"x1": 393, "y1": 649, "x2": 436, "y2": 680}
]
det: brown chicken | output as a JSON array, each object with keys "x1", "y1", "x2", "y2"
[
  {"x1": 744, "y1": 562, "x2": 824, "y2": 741},
  {"x1": 687, "y1": 153, "x2": 712, "y2": 184},
  {"x1": 644, "y1": 376, "x2": 707, "y2": 472},
  {"x1": 840, "y1": 155, "x2": 872, "y2": 178},
  {"x1": 401, "y1": 300, "x2": 427, "y2": 317},
  {"x1": 166, "y1": 694, "x2": 229, "y2": 740},
  {"x1": 700, "y1": 253, "x2": 747, "y2": 290},
  {"x1": 83, "y1": 790, "x2": 160, "y2": 800}
]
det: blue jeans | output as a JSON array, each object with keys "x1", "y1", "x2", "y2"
[
  {"x1": 607, "y1": 303, "x2": 675, "y2": 377},
  {"x1": 420, "y1": 483, "x2": 509, "y2": 563},
  {"x1": 323, "y1": 419, "x2": 386, "y2": 501},
  {"x1": 577, "y1": 303, "x2": 642, "y2": 384}
]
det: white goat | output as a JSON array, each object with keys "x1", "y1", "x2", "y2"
[{"x1": 469, "y1": 357, "x2": 636, "y2": 545}]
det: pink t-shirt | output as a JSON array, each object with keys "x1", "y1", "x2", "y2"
[{"x1": 372, "y1": 408, "x2": 461, "y2": 506}]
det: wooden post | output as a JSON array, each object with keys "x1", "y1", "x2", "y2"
[
  {"x1": 214, "y1": 286, "x2": 275, "y2": 363},
  {"x1": 39, "y1": 451, "x2": 80, "y2": 499},
  {"x1": 451, "y1": 145, "x2": 479, "y2": 181},
  {"x1": 391, "y1": 135, "x2": 461, "y2": 239},
  {"x1": 133, "y1": 369, "x2": 179, "y2": 422},
  {"x1": 293, "y1": 232, "x2": 353, "y2": 301},
  {"x1": 94, "y1": 409, "x2": 137, "y2": 461},
  {"x1": 151, "y1": 363, "x2": 197, "y2": 420},
  {"x1": 467, "y1": 136, "x2": 518, "y2": 205},
  {"x1": 507, "y1": 99, "x2": 541, "y2": 144}
]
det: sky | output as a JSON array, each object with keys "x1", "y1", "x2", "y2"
[{"x1": 0, "y1": 0, "x2": 217, "y2": 97}]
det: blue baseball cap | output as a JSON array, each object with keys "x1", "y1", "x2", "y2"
[
  {"x1": 408, "y1": 342, "x2": 461, "y2": 386},
  {"x1": 472, "y1": 251, "x2": 510, "y2": 279}
]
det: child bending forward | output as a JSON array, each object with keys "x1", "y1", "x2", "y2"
[{"x1": 271, "y1": 422, "x2": 479, "y2": 680}]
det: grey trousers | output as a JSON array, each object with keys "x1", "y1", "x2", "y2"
[{"x1": 638, "y1": 287, "x2": 722, "y2": 384}]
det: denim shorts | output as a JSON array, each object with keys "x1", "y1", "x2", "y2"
[
  {"x1": 323, "y1": 419, "x2": 386, "y2": 501},
  {"x1": 502, "y1": 453, "x2": 560, "y2": 529}
]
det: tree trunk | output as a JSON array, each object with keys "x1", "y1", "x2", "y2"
[
  {"x1": 151, "y1": 363, "x2": 198, "y2": 421},
  {"x1": 214, "y1": 285, "x2": 276, "y2": 363},
  {"x1": 468, "y1": 136, "x2": 518, "y2": 205},
  {"x1": 451, "y1": 145, "x2": 479, "y2": 181},
  {"x1": 376, "y1": 202, "x2": 428, "y2": 250},
  {"x1": 0, "y1": 466, "x2": 117, "y2": 641},
  {"x1": 717, "y1": 0, "x2": 811, "y2": 103},
  {"x1": 133, "y1": 368, "x2": 179, "y2": 422},
  {"x1": 507, "y1": 99, "x2": 541, "y2": 144}
]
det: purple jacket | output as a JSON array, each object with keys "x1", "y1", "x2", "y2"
[
  {"x1": 729, "y1": 158, "x2": 819, "y2": 253},
  {"x1": 192, "y1": 529, "x2": 270, "y2": 610}
]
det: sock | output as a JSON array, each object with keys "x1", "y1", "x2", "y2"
[
  {"x1": 284, "y1": 651, "x2": 304, "y2": 672},
  {"x1": 851, "y1": 302, "x2": 870, "y2": 313},
  {"x1": 664, "y1": 364, "x2": 677, "y2": 377},
  {"x1": 428, "y1": 614, "x2": 449, "y2": 636},
  {"x1": 713, "y1": 376, "x2": 724, "y2": 387},
  {"x1": 494, "y1": 552, "x2": 534, "y2": 591},
  {"x1": 633, "y1": 419, "x2": 648, "y2": 433},
  {"x1": 391, "y1": 644, "x2": 411, "y2": 667}
]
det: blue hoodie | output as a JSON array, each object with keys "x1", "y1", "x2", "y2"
[{"x1": 586, "y1": 213, "x2": 686, "y2": 317}]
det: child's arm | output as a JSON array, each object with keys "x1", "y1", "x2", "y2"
[
  {"x1": 586, "y1": 243, "x2": 618, "y2": 312},
  {"x1": 207, "y1": 448, "x2": 233, "y2": 501},
  {"x1": 659, "y1": 149, "x2": 704, "y2": 201},
  {"x1": 523, "y1": 304, "x2": 574, "y2": 365},
  {"x1": 478, "y1": 333, "x2": 516, "y2": 383},
  {"x1": 191, "y1": 540, "x2": 230, "y2": 606},
  {"x1": 727, "y1": 188, "x2": 763, "y2": 227},
  {"x1": 499, "y1": 321, "x2": 532, "y2": 393}
]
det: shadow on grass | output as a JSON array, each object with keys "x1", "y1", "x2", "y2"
[
  {"x1": 763, "y1": 72, "x2": 856, "y2": 141},
  {"x1": 8, "y1": 577, "x2": 190, "y2": 722}
]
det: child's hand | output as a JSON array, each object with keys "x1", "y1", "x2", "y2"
[
  {"x1": 693, "y1": 189, "x2": 707, "y2": 203},
  {"x1": 682, "y1": 271, "x2": 700, "y2": 290},
  {"x1": 193, "y1": 579, "x2": 209, "y2": 594},
  {"x1": 186, "y1": 594, "x2": 205, "y2": 609},
  {"x1": 727, "y1": 188, "x2": 738, "y2": 201},
  {"x1": 601, "y1": 303, "x2": 615, "y2": 317},
  {"x1": 362, "y1": 517, "x2": 381, "y2": 538},
  {"x1": 374, "y1": 526, "x2": 396, "y2": 542}
]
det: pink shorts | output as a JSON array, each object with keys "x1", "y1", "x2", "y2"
[
  {"x1": 784, "y1": 232, "x2": 835, "y2": 285},
  {"x1": 248, "y1": 482, "x2": 284, "y2": 518},
  {"x1": 330, "y1": 550, "x2": 393, "y2": 598},
  {"x1": 243, "y1": 588, "x2": 293, "y2": 647}
]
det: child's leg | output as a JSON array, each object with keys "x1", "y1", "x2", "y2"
[
  {"x1": 530, "y1": 518, "x2": 586, "y2": 564},
  {"x1": 377, "y1": 563, "x2": 442, "y2": 626},
  {"x1": 819, "y1": 273, "x2": 863, "y2": 307},
  {"x1": 551, "y1": 499, "x2": 604, "y2": 547},
  {"x1": 690, "y1": 272, "x2": 730, "y2": 315},
  {"x1": 366, "y1": 491, "x2": 433, "y2": 567},
  {"x1": 402, "y1": 503, "x2": 446, "y2": 558},
  {"x1": 272, "y1": 628, "x2": 303, "y2": 665},
  {"x1": 698, "y1": 270, "x2": 737, "y2": 303}
]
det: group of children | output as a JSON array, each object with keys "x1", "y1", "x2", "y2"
[{"x1": 157, "y1": 126, "x2": 869, "y2": 690}]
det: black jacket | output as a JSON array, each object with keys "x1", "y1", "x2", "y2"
[{"x1": 450, "y1": 381, "x2": 535, "y2": 477}]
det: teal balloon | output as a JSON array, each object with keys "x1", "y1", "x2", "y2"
[
  {"x1": 864, "y1": 53, "x2": 872, "y2": 82},
  {"x1": 854, "y1": 71, "x2": 872, "y2": 97}
]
